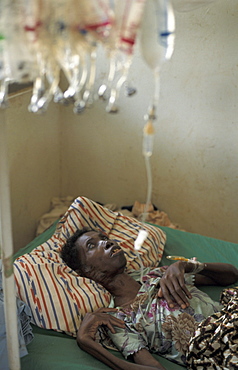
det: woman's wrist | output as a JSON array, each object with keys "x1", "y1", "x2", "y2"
[{"x1": 185, "y1": 260, "x2": 206, "y2": 274}]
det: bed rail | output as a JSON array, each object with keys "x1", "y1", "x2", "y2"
[{"x1": 0, "y1": 109, "x2": 20, "y2": 369}]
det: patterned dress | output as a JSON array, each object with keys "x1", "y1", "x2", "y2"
[
  {"x1": 106, "y1": 267, "x2": 222, "y2": 366},
  {"x1": 186, "y1": 287, "x2": 238, "y2": 369}
]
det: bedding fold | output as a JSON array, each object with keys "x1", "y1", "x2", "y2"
[{"x1": 0, "y1": 260, "x2": 34, "y2": 370}]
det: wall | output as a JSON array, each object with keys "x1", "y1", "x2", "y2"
[
  {"x1": 152, "y1": 0, "x2": 238, "y2": 241},
  {"x1": 61, "y1": 0, "x2": 238, "y2": 243},
  {"x1": 3, "y1": 90, "x2": 61, "y2": 252}
]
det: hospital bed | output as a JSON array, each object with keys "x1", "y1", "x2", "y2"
[{"x1": 12, "y1": 197, "x2": 238, "y2": 370}]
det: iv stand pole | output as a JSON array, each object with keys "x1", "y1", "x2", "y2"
[{"x1": 0, "y1": 109, "x2": 21, "y2": 369}]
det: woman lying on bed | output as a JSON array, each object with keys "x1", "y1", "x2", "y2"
[{"x1": 61, "y1": 227, "x2": 238, "y2": 370}]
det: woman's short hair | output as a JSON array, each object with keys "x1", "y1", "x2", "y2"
[{"x1": 60, "y1": 227, "x2": 96, "y2": 273}]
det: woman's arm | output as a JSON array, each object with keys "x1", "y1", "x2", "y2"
[
  {"x1": 77, "y1": 308, "x2": 165, "y2": 370},
  {"x1": 158, "y1": 261, "x2": 238, "y2": 309},
  {"x1": 133, "y1": 348, "x2": 166, "y2": 369},
  {"x1": 194, "y1": 262, "x2": 238, "y2": 286}
]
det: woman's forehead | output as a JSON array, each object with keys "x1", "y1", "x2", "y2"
[
  {"x1": 85, "y1": 230, "x2": 107, "y2": 238},
  {"x1": 77, "y1": 230, "x2": 107, "y2": 245}
]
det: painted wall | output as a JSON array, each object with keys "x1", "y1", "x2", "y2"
[
  {"x1": 2, "y1": 0, "x2": 238, "y2": 253},
  {"x1": 4, "y1": 91, "x2": 61, "y2": 252}
]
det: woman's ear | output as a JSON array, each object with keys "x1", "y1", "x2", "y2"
[
  {"x1": 75, "y1": 268, "x2": 83, "y2": 276},
  {"x1": 77, "y1": 265, "x2": 92, "y2": 278}
]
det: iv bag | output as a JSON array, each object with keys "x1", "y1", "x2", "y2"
[
  {"x1": 140, "y1": 0, "x2": 175, "y2": 72},
  {"x1": 103, "y1": 0, "x2": 147, "y2": 112},
  {"x1": 77, "y1": 0, "x2": 114, "y2": 42},
  {"x1": 140, "y1": 0, "x2": 175, "y2": 159}
]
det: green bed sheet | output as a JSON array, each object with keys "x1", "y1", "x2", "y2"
[{"x1": 14, "y1": 223, "x2": 238, "y2": 370}]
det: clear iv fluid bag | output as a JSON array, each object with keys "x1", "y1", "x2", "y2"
[
  {"x1": 115, "y1": 0, "x2": 147, "y2": 54},
  {"x1": 0, "y1": 0, "x2": 177, "y2": 113},
  {"x1": 140, "y1": 0, "x2": 175, "y2": 72},
  {"x1": 0, "y1": 0, "x2": 38, "y2": 87},
  {"x1": 104, "y1": 0, "x2": 147, "y2": 112},
  {"x1": 80, "y1": 0, "x2": 113, "y2": 40}
]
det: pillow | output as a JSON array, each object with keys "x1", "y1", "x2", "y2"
[{"x1": 14, "y1": 196, "x2": 166, "y2": 337}]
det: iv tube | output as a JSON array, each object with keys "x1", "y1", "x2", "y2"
[
  {"x1": 134, "y1": 0, "x2": 175, "y2": 246},
  {"x1": 134, "y1": 93, "x2": 157, "y2": 254},
  {"x1": 134, "y1": 0, "x2": 175, "y2": 275},
  {"x1": 133, "y1": 116, "x2": 154, "y2": 286},
  {"x1": 141, "y1": 67, "x2": 158, "y2": 223},
  {"x1": 133, "y1": 117, "x2": 154, "y2": 283},
  {"x1": 141, "y1": 118, "x2": 154, "y2": 221}
]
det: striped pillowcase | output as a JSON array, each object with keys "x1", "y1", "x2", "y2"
[{"x1": 14, "y1": 196, "x2": 166, "y2": 337}]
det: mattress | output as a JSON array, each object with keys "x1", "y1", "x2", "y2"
[{"x1": 14, "y1": 218, "x2": 238, "y2": 370}]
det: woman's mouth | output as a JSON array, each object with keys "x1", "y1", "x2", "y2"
[{"x1": 110, "y1": 246, "x2": 122, "y2": 257}]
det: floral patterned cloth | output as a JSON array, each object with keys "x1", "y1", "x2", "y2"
[
  {"x1": 186, "y1": 287, "x2": 238, "y2": 369},
  {"x1": 106, "y1": 267, "x2": 222, "y2": 366}
]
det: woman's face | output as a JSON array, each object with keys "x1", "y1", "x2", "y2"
[{"x1": 76, "y1": 230, "x2": 127, "y2": 280}]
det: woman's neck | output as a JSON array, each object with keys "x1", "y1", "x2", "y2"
[{"x1": 103, "y1": 272, "x2": 141, "y2": 307}]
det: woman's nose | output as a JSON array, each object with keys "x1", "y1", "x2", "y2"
[{"x1": 102, "y1": 240, "x2": 114, "y2": 249}]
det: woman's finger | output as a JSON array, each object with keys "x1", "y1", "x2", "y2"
[
  {"x1": 177, "y1": 275, "x2": 192, "y2": 299},
  {"x1": 158, "y1": 283, "x2": 176, "y2": 308},
  {"x1": 96, "y1": 307, "x2": 119, "y2": 313},
  {"x1": 159, "y1": 278, "x2": 190, "y2": 308}
]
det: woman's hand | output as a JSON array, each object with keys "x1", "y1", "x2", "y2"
[
  {"x1": 157, "y1": 261, "x2": 192, "y2": 309},
  {"x1": 77, "y1": 307, "x2": 125, "y2": 343},
  {"x1": 77, "y1": 308, "x2": 164, "y2": 370},
  {"x1": 157, "y1": 261, "x2": 238, "y2": 309}
]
